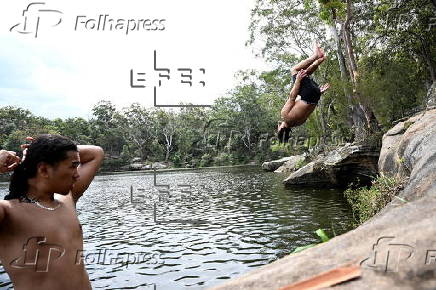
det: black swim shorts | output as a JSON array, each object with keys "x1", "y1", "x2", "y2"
[{"x1": 292, "y1": 74, "x2": 321, "y2": 105}]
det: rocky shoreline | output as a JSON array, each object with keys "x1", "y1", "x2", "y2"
[{"x1": 211, "y1": 108, "x2": 436, "y2": 289}]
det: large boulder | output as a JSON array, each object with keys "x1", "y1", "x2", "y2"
[
  {"x1": 379, "y1": 108, "x2": 436, "y2": 202},
  {"x1": 152, "y1": 162, "x2": 168, "y2": 169},
  {"x1": 274, "y1": 154, "x2": 306, "y2": 173},
  {"x1": 209, "y1": 109, "x2": 436, "y2": 290},
  {"x1": 261, "y1": 156, "x2": 300, "y2": 172},
  {"x1": 131, "y1": 157, "x2": 142, "y2": 163},
  {"x1": 283, "y1": 144, "x2": 379, "y2": 188},
  {"x1": 122, "y1": 163, "x2": 151, "y2": 171},
  {"x1": 426, "y1": 81, "x2": 435, "y2": 109}
]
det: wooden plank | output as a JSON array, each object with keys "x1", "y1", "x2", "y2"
[{"x1": 279, "y1": 264, "x2": 361, "y2": 290}]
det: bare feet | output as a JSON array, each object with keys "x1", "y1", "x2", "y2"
[
  {"x1": 312, "y1": 55, "x2": 326, "y2": 68},
  {"x1": 318, "y1": 47, "x2": 325, "y2": 59},
  {"x1": 313, "y1": 43, "x2": 324, "y2": 59}
]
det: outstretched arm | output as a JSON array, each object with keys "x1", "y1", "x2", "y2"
[
  {"x1": 289, "y1": 70, "x2": 306, "y2": 100},
  {"x1": 72, "y1": 145, "x2": 104, "y2": 202},
  {"x1": 281, "y1": 70, "x2": 306, "y2": 121}
]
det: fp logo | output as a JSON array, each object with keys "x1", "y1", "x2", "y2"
[
  {"x1": 10, "y1": 2, "x2": 62, "y2": 38},
  {"x1": 9, "y1": 236, "x2": 65, "y2": 272},
  {"x1": 360, "y1": 236, "x2": 414, "y2": 272}
]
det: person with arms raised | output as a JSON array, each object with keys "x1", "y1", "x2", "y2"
[{"x1": 0, "y1": 134, "x2": 104, "y2": 290}]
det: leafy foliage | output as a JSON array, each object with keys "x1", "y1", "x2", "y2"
[{"x1": 344, "y1": 175, "x2": 406, "y2": 225}]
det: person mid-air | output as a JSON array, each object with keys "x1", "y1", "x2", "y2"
[{"x1": 277, "y1": 43, "x2": 330, "y2": 143}]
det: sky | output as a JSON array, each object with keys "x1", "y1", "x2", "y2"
[{"x1": 0, "y1": 0, "x2": 271, "y2": 120}]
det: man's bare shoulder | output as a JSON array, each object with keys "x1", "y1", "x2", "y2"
[
  {"x1": 0, "y1": 199, "x2": 13, "y2": 209},
  {"x1": 0, "y1": 199, "x2": 10, "y2": 222},
  {"x1": 0, "y1": 199, "x2": 18, "y2": 216}
]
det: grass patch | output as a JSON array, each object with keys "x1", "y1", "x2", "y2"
[
  {"x1": 295, "y1": 158, "x2": 306, "y2": 170},
  {"x1": 344, "y1": 175, "x2": 406, "y2": 225}
]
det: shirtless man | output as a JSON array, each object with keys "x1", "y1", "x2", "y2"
[
  {"x1": 277, "y1": 43, "x2": 330, "y2": 143},
  {"x1": 0, "y1": 134, "x2": 104, "y2": 290}
]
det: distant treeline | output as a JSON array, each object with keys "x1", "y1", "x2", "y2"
[{"x1": 0, "y1": 102, "x2": 293, "y2": 171}]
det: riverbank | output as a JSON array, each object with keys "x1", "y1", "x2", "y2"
[
  {"x1": 99, "y1": 162, "x2": 259, "y2": 176},
  {"x1": 0, "y1": 162, "x2": 260, "y2": 183}
]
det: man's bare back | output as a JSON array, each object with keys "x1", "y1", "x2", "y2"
[{"x1": 0, "y1": 135, "x2": 104, "y2": 290}]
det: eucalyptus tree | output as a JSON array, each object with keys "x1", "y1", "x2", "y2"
[{"x1": 152, "y1": 109, "x2": 177, "y2": 162}]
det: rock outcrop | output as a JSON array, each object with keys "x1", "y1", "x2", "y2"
[
  {"x1": 261, "y1": 156, "x2": 301, "y2": 172},
  {"x1": 273, "y1": 155, "x2": 306, "y2": 173},
  {"x1": 210, "y1": 109, "x2": 436, "y2": 290},
  {"x1": 378, "y1": 108, "x2": 436, "y2": 202},
  {"x1": 152, "y1": 162, "x2": 168, "y2": 169},
  {"x1": 283, "y1": 144, "x2": 379, "y2": 188},
  {"x1": 120, "y1": 161, "x2": 170, "y2": 171},
  {"x1": 426, "y1": 82, "x2": 436, "y2": 109},
  {"x1": 121, "y1": 163, "x2": 151, "y2": 171}
]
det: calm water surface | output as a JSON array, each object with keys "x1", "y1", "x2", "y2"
[{"x1": 0, "y1": 166, "x2": 354, "y2": 289}]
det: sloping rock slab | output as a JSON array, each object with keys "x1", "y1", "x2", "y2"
[{"x1": 283, "y1": 144, "x2": 379, "y2": 188}]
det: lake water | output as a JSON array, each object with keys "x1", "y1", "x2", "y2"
[{"x1": 0, "y1": 166, "x2": 354, "y2": 289}]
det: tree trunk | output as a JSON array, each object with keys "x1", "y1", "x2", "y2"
[
  {"x1": 165, "y1": 149, "x2": 170, "y2": 162},
  {"x1": 329, "y1": 14, "x2": 348, "y2": 82},
  {"x1": 344, "y1": 0, "x2": 358, "y2": 85},
  {"x1": 344, "y1": 0, "x2": 380, "y2": 138},
  {"x1": 317, "y1": 98, "x2": 328, "y2": 146},
  {"x1": 422, "y1": 43, "x2": 436, "y2": 83},
  {"x1": 329, "y1": 18, "x2": 365, "y2": 140}
]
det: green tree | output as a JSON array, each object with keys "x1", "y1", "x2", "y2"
[
  {"x1": 53, "y1": 117, "x2": 92, "y2": 144},
  {"x1": 118, "y1": 103, "x2": 155, "y2": 161},
  {"x1": 90, "y1": 101, "x2": 125, "y2": 156}
]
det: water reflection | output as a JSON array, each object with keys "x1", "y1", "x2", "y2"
[{"x1": 0, "y1": 166, "x2": 353, "y2": 289}]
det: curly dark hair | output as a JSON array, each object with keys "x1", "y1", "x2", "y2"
[{"x1": 4, "y1": 134, "x2": 77, "y2": 200}]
